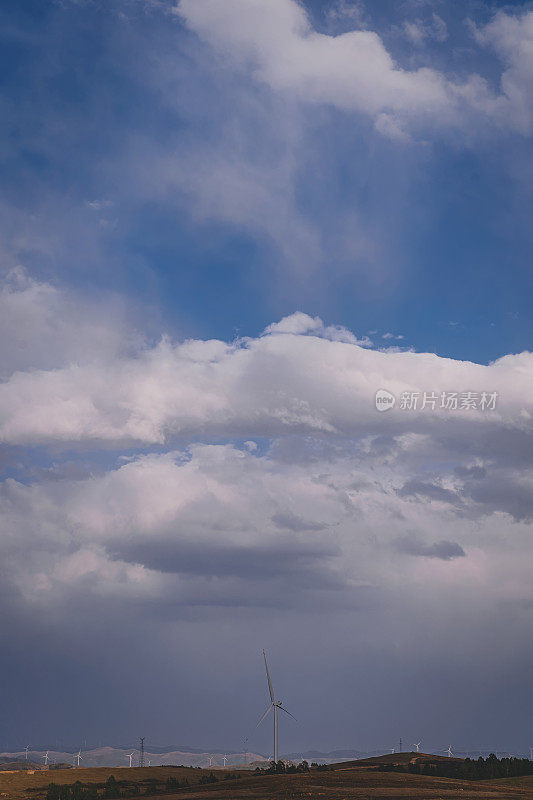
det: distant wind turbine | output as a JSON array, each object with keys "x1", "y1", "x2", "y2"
[
  {"x1": 254, "y1": 649, "x2": 296, "y2": 763},
  {"x1": 414, "y1": 742, "x2": 421, "y2": 753},
  {"x1": 127, "y1": 753, "x2": 135, "y2": 767},
  {"x1": 223, "y1": 754, "x2": 227, "y2": 766},
  {"x1": 25, "y1": 746, "x2": 29, "y2": 761},
  {"x1": 446, "y1": 745, "x2": 453, "y2": 758},
  {"x1": 390, "y1": 749, "x2": 395, "y2": 754},
  {"x1": 43, "y1": 752, "x2": 50, "y2": 766},
  {"x1": 74, "y1": 751, "x2": 82, "y2": 767}
]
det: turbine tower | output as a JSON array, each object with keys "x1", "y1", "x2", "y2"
[
  {"x1": 255, "y1": 649, "x2": 296, "y2": 763},
  {"x1": 74, "y1": 751, "x2": 82, "y2": 767},
  {"x1": 43, "y1": 752, "x2": 50, "y2": 766},
  {"x1": 127, "y1": 752, "x2": 134, "y2": 767},
  {"x1": 446, "y1": 745, "x2": 453, "y2": 758},
  {"x1": 414, "y1": 742, "x2": 421, "y2": 753},
  {"x1": 223, "y1": 754, "x2": 227, "y2": 766},
  {"x1": 25, "y1": 746, "x2": 29, "y2": 761}
]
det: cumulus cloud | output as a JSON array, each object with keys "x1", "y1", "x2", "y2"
[
  {"x1": 263, "y1": 311, "x2": 372, "y2": 345},
  {"x1": 175, "y1": 0, "x2": 533, "y2": 137},
  {"x1": 0, "y1": 278, "x2": 531, "y2": 447}
]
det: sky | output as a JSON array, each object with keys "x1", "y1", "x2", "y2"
[{"x1": 0, "y1": 0, "x2": 533, "y2": 758}]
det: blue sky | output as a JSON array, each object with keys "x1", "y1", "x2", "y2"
[
  {"x1": 1, "y1": 0, "x2": 532, "y2": 360},
  {"x1": 1, "y1": 0, "x2": 533, "y2": 757}
]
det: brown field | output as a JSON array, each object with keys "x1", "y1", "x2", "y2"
[
  {"x1": 3, "y1": 755, "x2": 533, "y2": 800},
  {"x1": 0, "y1": 766, "x2": 231, "y2": 799}
]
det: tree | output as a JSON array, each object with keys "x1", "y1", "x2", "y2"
[{"x1": 103, "y1": 775, "x2": 121, "y2": 799}]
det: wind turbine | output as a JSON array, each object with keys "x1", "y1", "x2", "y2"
[
  {"x1": 25, "y1": 746, "x2": 29, "y2": 761},
  {"x1": 414, "y1": 742, "x2": 421, "y2": 753},
  {"x1": 43, "y1": 752, "x2": 50, "y2": 766},
  {"x1": 127, "y1": 753, "x2": 135, "y2": 767},
  {"x1": 390, "y1": 749, "x2": 395, "y2": 754},
  {"x1": 446, "y1": 745, "x2": 453, "y2": 758},
  {"x1": 74, "y1": 751, "x2": 82, "y2": 767},
  {"x1": 254, "y1": 649, "x2": 296, "y2": 764},
  {"x1": 223, "y1": 754, "x2": 227, "y2": 766}
]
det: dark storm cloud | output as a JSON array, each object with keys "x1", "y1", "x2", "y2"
[
  {"x1": 110, "y1": 537, "x2": 340, "y2": 581},
  {"x1": 142, "y1": 571, "x2": 375, "y2": 615},
  {"x1": 436, "y1": 428, "x2": 533, "y2": 469},
  {"x1": 271, "y1": 512, "x2": 328, "y2": 531},
  {"x1": 465, "y1": 476, "x2": 533, "y2": 522},
  {"x1": 394, "y1": 535, "x2": 466, "y2": 560},
  {"x1": 397, "y1": 479, "x2": 462, "y2": 505}
]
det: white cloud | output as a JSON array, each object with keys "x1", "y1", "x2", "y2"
[
  {"x1": 263, "y1": 311, "x2": 372, "y2": 345},
  {"x1": 382, "y1": 332, "x2": 404, "y2": 340},
  {"x1": 176, "y1": 0, "x2": 455, "y2": 126},
  {"x1": 264, "y1": 311, "x2": 322, "y2": 335},
  {"x1": 473, "y1": 10, "x2": 533, "y2": 135},
  {"x1": 325, "y1": 0, "x2": 368, "y2": 31},
  {"x1": 0, "y1": 268, "x2": 141, "y2": 378},
  {"x1": 403, "y1": 13, "x2": 448, "y2": 46},
  {"x1": 175, "y1": 0, "x2": 533, "y2": 137}
]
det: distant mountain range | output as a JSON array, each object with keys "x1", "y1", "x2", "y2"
[{"x1": 0, "y1": 747, "x2": 266, "y2": 769}]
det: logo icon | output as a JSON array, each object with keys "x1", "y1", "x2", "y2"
[{"x1": 375, "y1": 389, "x2": 396, "y2": 412}]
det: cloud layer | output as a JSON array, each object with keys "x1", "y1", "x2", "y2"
[
  {"x1": 0, "y1": 278, "x2": 531, "y2": 446},
  {"x1": 1, "y1": 274, "x2": 532, "y2": 616}
]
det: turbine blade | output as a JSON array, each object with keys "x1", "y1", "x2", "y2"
[
  {"x1": 278, "y1": 705, "x2": 297, "y2": 721},
  {"x1": 263, "y1": 650, "x2": 275, "y2": 703},
  {"x1": 254, "y1": 703, "x2": 273, "y2": 729}
]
